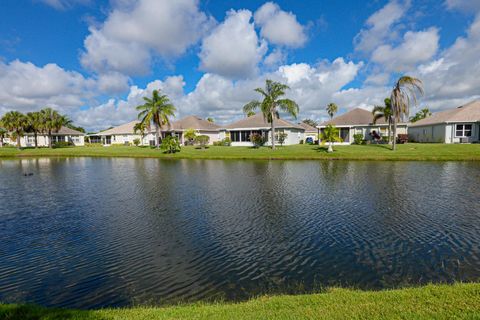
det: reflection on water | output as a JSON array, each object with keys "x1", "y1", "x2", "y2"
[{"x1": 1, "y1": 158, "x2": 480, "y2": 309}]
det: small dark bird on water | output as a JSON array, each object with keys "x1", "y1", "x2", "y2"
[{"x1": 23, "y1": 173, "x2": 34, "y2": 176}]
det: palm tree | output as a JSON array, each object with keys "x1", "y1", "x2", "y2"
[
  {"x1": 372, "y1": 98, "x2": 393, "y2": 143},
  {"x1": 1, "y1": 111, "x2": 26, "y2": 149},
  {"x1": 325, "y1": 103, "x2": 338, "y2": 151},
  {"x1": 246, "y1": 111, "x2": 255, "y2": 117},
  {"x1": 390, "y1": 76, "x2": 424, "y2": 150},
  {"x1": 243, "y1": 79, "x2": 299, "y2": 150},
  {"x1": 26, "y1": 111, "x2": 44, "y2": 148},
  {"x1": 136, "y1": 90, "x2": 176, "y2": 149},
  {"x1": 322, "y1": 124, "x2": 340, "y2": 153},
  {"x1": 41, "y1": 107, "x2": 72, "y2": 148},
  {"x1": 133, "y1": 122, "x2": 148, "y2": 146}
]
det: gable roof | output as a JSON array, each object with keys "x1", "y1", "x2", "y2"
[
  {"x1": 225, "y1": 113, "x2": 304, "y2": 130},
  {"x1": 167, "y1": 115, "x2": 220, "y2": 131},
  {"x1": 95, "y1": 120, "x2": 141, "y2": 136},
  {"x1": 298, "y1": 122, "x2": 318, "y2": 133},
  {"x1": 56, "y1": 126, "x2": 85, "y2": 135},
  {"x1": 319, "y1": 108, "x2": 389, "y2": 126},
  {"x1": 410, "y1": 100, "x2": 480, "y2": 127}
]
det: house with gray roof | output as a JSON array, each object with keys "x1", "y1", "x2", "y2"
[
  {"x1": 298, "y1": 122, "x2": 319, "y2": 142},
  {"x1": 409, "y1": 100, "x2": 480, "y2": 143},
  {"x1": 318, "y1": 108, "x2": 407, "y2": 144},
  {"x1": 221, "y1": 113, "x2": 305, "y2": 146},
  {"x1": 9, "y1": 126, "x2": 86, "y2": 147}
]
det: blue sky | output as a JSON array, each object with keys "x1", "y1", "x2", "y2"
[{"x1": 1, "y1": 0, "x2": 479, "y2": 130}]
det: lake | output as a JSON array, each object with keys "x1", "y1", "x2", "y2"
[{"x1": 1, "y1": 158, "x2": 480, "y2": 309}]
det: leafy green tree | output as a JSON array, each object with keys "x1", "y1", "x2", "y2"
[
  {"x1": 1, "y1": 111, "x2": 26, "y2": 149},
  {"x1": 66, "y1": 124, "x2": 86, "y2": 133},
  {"x1": 277, "y1": 132, "x2": 288, "y2": 146},
  {"x1": 207, "y1": 117, "x2": 214, "y2": 123},
  {"x1": 390, "y1": 76, "x2": 424, "y2": 150},
  {"x1": 133, "y1": 122, "x2": 148, "y2": 146},
  {"x1": 326, "y1": 103, "x2": 338, "y2": 119},
  {"x1": 372, "y1": 98, "x2": 393, "y2": 143},
  {"x1": 136, "y1": 89, "x2": 176, "y2": 149},
  {"x1": 410, "y1": 108, "x2": 432, "y2": 122},
  {"x1": 322, "y1": 124, "x2": 341, "y2": 153},
  {"x1": 133, "y1": 138, "x2": 141, "y2": 146},
  {"x1": 0, "y1": 124, "x2": 7, "y2": 148},
  {"x1": 184, "y1": 128, "x2": 197, "y2": 145},
  {"x1": 41, "y1": 107, "x2": 72, "y2": 148},
  {"x1": 250, "y1": 133, "x2": 267, "y2": 148},
  {"x1": 246, "y1": 111, "x2": 255, "y2": 117},
  {"x1": 195, "y1": 135, "x2": 210, "y2": 149},
  {"x1": 243, "y1": 79, "x2": 299, "y2": 150},
  {"x1": 161, "y1": 135, "x2": 181, "y2": 153},
  {"x1": 302, "y1": 119, "x2": 318, "y2": 127},
  {"x1": 26, "y1": 111, "x2": 44, "y2": 148}
]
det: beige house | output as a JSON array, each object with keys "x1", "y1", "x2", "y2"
[
  {"x1": 298, "y1": 122, "x2": 319, "y2": 142},
  {"x1": 409, "y1": 100, "x2": 480, "y2": 143},
  {"x1": 5, "y1": 126, "x2": 85, "y2": 147},
  {"x1": 318, "y1": 108, "x2": 408, "y2": 144},
  {"x1": 221, "y1": 113, "x2": 305, "y2": 146},
  {"x1": 90, "y1": 115, "x2": 221, "y2": 146},
  {"x1": 165, "y1": 115, "x2": 221, "y2": 145}
]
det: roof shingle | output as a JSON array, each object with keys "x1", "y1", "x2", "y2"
[{"x1": 410, "y1": 100, "x2": 480, "y2": 127}]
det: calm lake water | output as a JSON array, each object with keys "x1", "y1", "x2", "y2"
[{"x1": 1, "y1": 158, "x2": 480, "y2": 309}]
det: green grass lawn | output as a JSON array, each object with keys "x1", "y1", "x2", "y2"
[
  {"x1": 0, "y1": 143, "x2": 480, "y2": 161},
  {"x1": 1, "y1": 283, "x2": 479, "y2": 319}
]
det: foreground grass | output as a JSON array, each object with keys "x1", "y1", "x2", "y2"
[
  {"x1": 0, "y1": 143, "x2": 480, "y2": 161},
  {"x1": 1, "y1": 283, "x2": 480, "y2": 319}
]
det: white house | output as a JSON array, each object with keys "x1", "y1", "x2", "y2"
[
  {"x1": 408, "y1": 100, "x2": 480, "y2": 143},
  {"x1": 89, "y1": 120, "x2": 153, "y2": 146},
  {"x1": 165, "y1": 115, "x2": 221, "y2": 145},
  {"x1": 221, "y1": 113, "x2": 305, "y2": 146},
  {"x1": 5, "y1": 126, "x2": 85, "y2": 147},
  {"x1": 318, "y1": 108, "x2": 408, "y2": 144}
]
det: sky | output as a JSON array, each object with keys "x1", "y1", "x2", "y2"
[{"x1": 1, "y1": 0, "x2": 480, "y2": 131}]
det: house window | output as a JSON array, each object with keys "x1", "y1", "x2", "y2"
[
  {"x1": 231, "y1": 131, "x2": 240, "y2": 142},
  {"x1": 455, "y1": 124, "x2": 472, "y2": 137}
]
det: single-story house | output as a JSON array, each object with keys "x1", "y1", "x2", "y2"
[
  {"x1": 89, "y1": 120, "x2": 154, "y2": 146},
  {"x1": 5, "y1": 126, "x2": 85, "y2": 147},
  {"x1": 90, "y1": 115, "x2": 221, "y2": 146},
  {"x1": 408, "y1": 100, "x2": 480, "y2": 143},
  {"x1": 221, "y1": 113, "x2": 305, "y2": 146},
  {"x1": 298, "y1": 122, "x2": 319, "y2": 142},
  {"x1": 318, "y1": 108, "x2": 408, "y2": 144},
  {"x1": 165, "y1": 115, "x2": 221, "y2": 145}
]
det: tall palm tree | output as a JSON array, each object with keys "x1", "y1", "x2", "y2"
[
  {"x1": 326, "y1": 103, "x2": 338, "y2": 120},
  {"x1": 372, "y1": 98, "x2": 393, "y2": 143},
  {"x1": 26, "y1": 111, "x2": 44, "y2": 148},
  {"x1": 1, "y1": 111, "x2": 26, "y2": 149},
  {"x1": 133, "y1": 121, "x2": 148, "y2": 146},
  {"x1": 41, "y1": 107, "x2": 72, "y2": 148},
  {"x1": 390, "y1": 76, "x2": 424, "y2": 150},
  {"x1": 136, "y1": 90, "x2": 176, "y2": 149},
  {"x1": 243, "y1": 79, "x2": 299, "y2": 150}
]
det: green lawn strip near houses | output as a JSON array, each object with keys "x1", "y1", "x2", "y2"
[
  {"x1": 0, "y1": 144, "x2": 480, "y2": 161},
  {"x1": 1, "y1": 283, "x2": 479, "y2": 319}
]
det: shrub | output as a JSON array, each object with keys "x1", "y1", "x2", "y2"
[
  {"x1": 133, "y1": 138, "x2": 141, "y2": 146},
  {"x1": 299, "y1": 139, "x2": 304, "y2": 144},
  {"x1": 160, "y1": 136, "x2": 181, "y2": 153},
  {"x1": 195, "y1": 135, "x2": 210, "y2": 149},
  {"x1": 85, "y1": 142, "x2": 102, "y2": 147},
  {"x1": 222, "y1": 137, "x2": 231, "y2": 146},
  {"x1": 184, "y1": 129, "x2": 197, "y2": 146},
  {"x1": 397, "y1": 134, "x2": 409, "y2": 144},
  {"x1": 53, "y1": 141, "x2": 73, "y2": 148},
  {"x1": 381, "y1": 136, "x2": 389, "y2": 143},
  {"x1": 250, "y1": 133, "x2": 267, "y2": 148},
  {"x1": 277, "y1": 132, "x2": 288, "y2": 146},
  {"x1": 353, "y1": 134, "x2": 363, "y2": 145}
]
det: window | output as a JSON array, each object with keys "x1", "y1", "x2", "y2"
[
  {"x1": 241, "y1": 130, "x2": 249, "y2": 142},
  {"x1": 455, "y1": 124, "x2": 472, "y2": 137},
  {"x1": 231, "y1": 131, "x2": 240, "y2": 142}
]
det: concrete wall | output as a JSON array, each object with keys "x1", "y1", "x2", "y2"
[{"x1": 409, "y1": 124, "x2": 447, "y2": 143}]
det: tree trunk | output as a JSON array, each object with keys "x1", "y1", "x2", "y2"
[
  {"x1": 388, "y1": 120, "x2": 392, "y2": 144},
  {"x1": 16, "y1": 133, "x2": 21, "y2": 149},
  {"x1": 48, "y1": 130, "x2": 53, "y2": 148},
  {"x1": 392, "y1": 118, "x2": 397, "y2": 151},
  {"x1": 0, "y1": 136, "x2": 3, "y2": 148},
  {"x1": 270, "y1": 113, "x2": 276, "y2": 150},
  {"x1": 155, "y1": 123, "x2": 160, "y2": 149},
  {"x1": 34, "y1": 132, "x2": 38, "y2": 148}
]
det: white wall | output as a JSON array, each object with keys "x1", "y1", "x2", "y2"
[
  {"x1": 18, "y1": 134, "x2": 85, "y2": 147},
  {"x1": 409, "y1": 124, "x2": 447, "y2": 143}
]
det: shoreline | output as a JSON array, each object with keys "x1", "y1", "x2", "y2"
[{"x1": 1, "y1": 283, "x2": 479, "y2": 319}]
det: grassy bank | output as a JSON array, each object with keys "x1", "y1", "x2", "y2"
[
  {"x1": 1, "y1": 283, "x2": 480, "y2": 319},
  {"x1": 0, "y1": 143, "x2": 479, "y2": 161}
]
